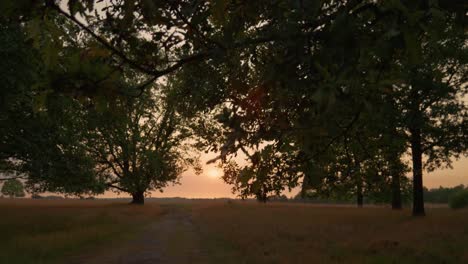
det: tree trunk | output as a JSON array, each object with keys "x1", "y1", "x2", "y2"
[
  {"x1": 256, "y1": 190, "x2": 268, "y2": 203},
  {"x1": 131, "y1": 191, "x2": 145, "y2": 205},
  {"x1": 388, "y1": 126, "x2": 403, "y2": 210},
  {"x1": 300, "y1": 175, "x2": 309, "y2": 199},
  {"x1": 357, "y1": 182, "x2": 363, "y2": 208},
  {"x1": 355, "y1": 160, "x2": 363, "y2": 208},
  {"x1": 391, "y1": 173, "x2": 402, "y2": 210},
  {"x1": 410, "y1": 128, "x2": 425, "y2": 216},
  {"x1": 357, "y1": 189, "x2": 363, "y2": 207},
  {"x1": 355, "y1": 172, "x2": 364, "y2": 208}
]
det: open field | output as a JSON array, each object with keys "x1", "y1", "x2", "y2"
[
  {"x1": 192, "y1": 202, "x2": 468, "y2": 264},
  {"x1": 0, "y1": 199, "x2": 163, "y2": 264},
  {"x1": 1, "y1": 199, "x2": 468, "y2": 263}
]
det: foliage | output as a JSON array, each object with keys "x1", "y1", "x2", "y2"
[
  {"x1": 424, "y1": 185, "x2": 466, "y2": 204},
  {"x1": 82, "y1": 87, "x2": 199, "y2": 203},
  {"x1": 449, "y1": 189, "x2": 468, "y2": 209},
  {"x1": 0, "y1": 0, "x2": 466, "y2": 211},
  {"x1": 0, "y1": 19, "x2": 107, "y2": 195},
  {"x1": 173, "y1": 0, "x2": 467, "y2": 207},
  {"x1": 1, "y1": 179, "x2": 25, "y2": 198},
  {"x1": 379, "y1": 4, "x2": 467, "y2": 215},
  {"x1": 221, "y1": 145, "x2": 303, "y2": 201},
  {"x1": 14, "y1": 93, "x2": 108, "y2": 196},
  {"x1": 299, "y1": 176, "x2": 412, "y2": 205},
  {"x1": 1, "y1": 15, "x2": 196, "y2": 200}
]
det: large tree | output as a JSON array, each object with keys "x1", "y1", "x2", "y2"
[
  {"x1": 1, "y1": 0, "x2": 465, "y2": 213},
  {"x1": 358, "y1": 1, "x2": 467, "y2": 215},
  {"x1": 1, "y1": 18, "x2": 114, "y2": 196},
  {"x1": 83, "y1": 87, "x2": 199, "y2": 204},
  {"x1": 180, "y1": 1, "x2": 467, "y2": 214}
]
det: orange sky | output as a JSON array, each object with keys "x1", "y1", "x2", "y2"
[{"x1": 100, "y1": 155, "x2": 468, "y2": 199}]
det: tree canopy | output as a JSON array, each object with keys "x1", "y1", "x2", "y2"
[
  {"x1": 0, "y1": 0, "x2": 466, "y2": 215},
  {"x1": 82, "y1": 87, "x2": 199, "y2": 204}
]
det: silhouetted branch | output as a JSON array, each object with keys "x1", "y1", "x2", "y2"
[
  {"x1": 309, "y1": 109, "x2": 362, "y2": 161},
  {"x1": 50, "y1": 4, "x2": 210, "y2": 81},
  {"x1": 106, "y1": 183, "x2": 129, "y2": 192}
]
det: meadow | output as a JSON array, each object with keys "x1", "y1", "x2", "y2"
[
  {"x1": 1, "y1": 199, "x2": 468, "y2": 263},
  {"x1": 192, "y1": 202, "x2": 468, "y2": 264},
  {"x1": 0, "y1": 199, "x2": 163, "y2": 264}
]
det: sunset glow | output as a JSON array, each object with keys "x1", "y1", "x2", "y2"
[{"x1": 206, "y1": 167, "x2": 222, "y2": 179}]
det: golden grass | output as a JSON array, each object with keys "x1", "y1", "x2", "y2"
[
  {"x1": 0, "y1": 199, "x2": 163, "y2": 264},
  {"x1": 191, "y1": 202, "x2": 468, "y2": 264}
]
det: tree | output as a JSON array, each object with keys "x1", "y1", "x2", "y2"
[
  {"x1": 425, "y1": 185, "x2": 466, "y2": 204},
  {"x1": 1, "y1": 0, "x2": 226, "y2": 96},
  {"x1": 182, "y1": 1, "x2": 466, "y2": 214},
  {"x1": 174, "y1": 0, "x2": 387, "y2": 201},
  {"x1": 1, "y1": 0, "x2": 465, "y2": 213},
  {"x1": 1, "y1": 179, "x2": 25, "y2": 198},
  {"x1": 1, "y1": 7, "x2": 200, "y2": 201},
  {"x1": 299, "y1": 120, "x2": 411, "y2": 208},
  {"x1": 379, "y1": 6, "x2": 467, "y2": 216},
  {"x1": 83, "y1": 87, "x2": 199, "y2": 204},
  {"x1": 0, "y1": 17, "x2": 111, "y2": 196}
]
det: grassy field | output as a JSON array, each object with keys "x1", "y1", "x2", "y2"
[
  {"x1": 0, "y1": 199, "x2": 163, "y2": 264},
  {"x1": 1, "y1": 199, "x2": 468, "y2": 264},
  {"x1": 192, "y1": 202, "x2": 468, "y2": 264}
]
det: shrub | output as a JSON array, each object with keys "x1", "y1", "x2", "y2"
[
  {"x1": 449, "y1": 189, "x2": 468, "y2": 209},
  {"x1": 1, "y1": 179, "x2": 25, "y2": 198}
]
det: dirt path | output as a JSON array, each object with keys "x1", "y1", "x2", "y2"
[{"x1": 71, "y1": 205, "x2": 206, "y2": 264}]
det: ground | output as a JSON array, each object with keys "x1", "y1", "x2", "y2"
[{"x1": 1, "y1": 199, "x2": 468, "y2": 264}]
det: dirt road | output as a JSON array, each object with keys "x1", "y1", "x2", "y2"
[{"x1": 71, "y1": 205, "x2": 206, "y2": 264}]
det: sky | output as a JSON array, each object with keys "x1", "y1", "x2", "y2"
[{"x1": 101, "y1": 154, "x2": 468, "y2": 199}]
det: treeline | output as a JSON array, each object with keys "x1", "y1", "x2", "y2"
[
  {"x1": 291, "y1": 185, "x2": 468, "y2": 205},
  {"x1": 424, "y1": 185, "x2": 467, "y2": 204}
]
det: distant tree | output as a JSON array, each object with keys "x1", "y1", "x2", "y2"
[
  {"x1": 269, "y1": 194, "x2": 288, "y2": 201},
  {"x1": 449, "y1": 189, "x2": 468, "y2": 209},
  {"x1": 424, "y1": 185, "x2": 466, "y2": 204},
  {"x1": 1, "y1": 179, "x2": 25, "y2": 198}
]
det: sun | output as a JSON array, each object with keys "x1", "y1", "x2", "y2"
[{"x1": 206, "y1": 167, "x2": 222, "y2": 179}]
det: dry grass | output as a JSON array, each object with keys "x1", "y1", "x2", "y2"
[
  {"x1": 0, "y1": 199, "x2": 163, "y2": 264},
  {"x1": 2, "y1": 199, "x2": 468, "y2": 264},
  {"x1": 191, "y1": 201, "x2": 468, "y2": 264}
]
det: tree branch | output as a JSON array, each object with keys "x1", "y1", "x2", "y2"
[
  {"x1": 309, "y1": 109, "x2": 362, "y2": 161},
  {"x1": 106, "y1": 183, "x2": 129, "y2": 193},
  {"x1": 50, "y1": 3, "x2": 210, "y2": 82}
]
